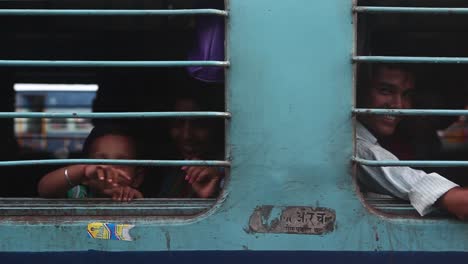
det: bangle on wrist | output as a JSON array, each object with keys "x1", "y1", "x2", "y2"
[{"x1": 64, "y1": 168, "x2": 74, "y2": 187}]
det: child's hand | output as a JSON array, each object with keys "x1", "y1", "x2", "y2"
[
  {"x1": 182, "y1": 165, "x2": 223, "y2": 198},
  {"x1": 102, "y1": 186, "x2": 143, "y2": 202},
  {"x1": 82, "y1": 165, "x2": 132, "y2": 189}
]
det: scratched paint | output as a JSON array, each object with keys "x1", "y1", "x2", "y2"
[{"x1": 248, "y1": 206, "x2": 335, "y2": 235}]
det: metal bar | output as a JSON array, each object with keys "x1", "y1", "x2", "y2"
[
  {"x1": 0, "y1": 60, "x2": 229, "y2": 67},
  {"x1": 373, "y1": 206, "x2": 416, "y2": 211},
  {"x1": 15, "y1": 119, "x2": 90, "y2": 123},
  {"x1": 368, "y1": 203, "x2": 412, "y2": 208},
  {"x1": 354, "y1": 6, "x2": 468, "y2": 15},
  {"x1": 353, "y1": 108, "x2": 468, "y2": 116},
  {"x1": 16, "y1": 136, "x2": 87, "y2": 139},
  {"x1": 0, "y1": 111, "x2": 231, "y2": 119},
  {"x1": 0, "y1": 209, "x2": 205, "y2": 216},
  {"x1": 0, "y1": 198, "x2": 216, "y2": 206},
  {"x1": 364, "y1": 199, "x2": 409, "y2": 204},
  {"x1": 0, "y1": 198, "x2": 215, "y2": 216},
  {"x1": 0, "y1": 9, "x2": 228, "y2": 16},
  {"x1": 1, "y1": 206, "x2": 208, "y2": 210},
  {"x1": 0, "y1": 209, "x2": 206, "y2": 217},
  {"x1": 0, "y1": 207, "x2": 208, "y2": 216},
  {"x1": 353, "y1": 56, "x2": 468, "y2": 64},
  {"x1": 0, "y1": 159, "x2": 230, "y2": 167},
  {"x1": 353, "y1": 157, "x2": 468, "y2": 167}
]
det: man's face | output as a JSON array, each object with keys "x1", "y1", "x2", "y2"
[{"x1": 361, "y1": 66, "x2": 415, "y2": 137}]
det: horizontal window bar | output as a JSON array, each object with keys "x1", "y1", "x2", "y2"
[
  {"x1": 354, "y1": 6, "x2": 468, "y2": 15},
  {"x1": 0, "y1": 60, "x2": 229, "y2": 67},
  {"x1": 15, "y1": 120, "x2": 91, "y2": 123},
  {"x1": 353, "y1": 157, "x2": 468, "y2": 167},
  {"x1": 0, "y1": 9, "x2": 228, "y2": 16},
  {"x1": 366, "y1": 202, "x2": 412, "y2": 208},
  {"x1": 15, "y1": 136, "x2": 87, "y2": 139},
  {"x1": 364, "y1": 198, "x2": 411, "y2": 204},
  {"x1": 0, "y1": 111, "x2": 231, "y2": 119},
  {"x1": 0, "y1": 159, "x2": 230, "y2": 167},
  {"x1": 353, "y1": 108, "x2": 468, "y2": 116},
  {"x1": 372, "y1": 206, "x2": 416, "y2": 211},
  {"x1": 1, "y1": 205, "x2": 208, "y2": 210},
  {"x1": 365, "y1": 198, "x2": 449, "y2": 216},
  {"x1": 354, "y1": 56, "x2": 468, "y2": 64}
]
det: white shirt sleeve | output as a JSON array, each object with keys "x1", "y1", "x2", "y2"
[{"x1": 357, "y1": 139, "x2": 459, "y2": 216}]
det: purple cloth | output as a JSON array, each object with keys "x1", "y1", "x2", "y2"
[{"x1": 187, "y1": 16, "x2": 225, "y2": 83}]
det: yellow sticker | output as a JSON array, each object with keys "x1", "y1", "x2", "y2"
[{"x1": 87, "y1": 222, "x2": 134, "y2": 241}]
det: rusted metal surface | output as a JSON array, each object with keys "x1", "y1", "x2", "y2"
[{"x1": 248, "y1": 206, "x2": 335, "y2": 235}]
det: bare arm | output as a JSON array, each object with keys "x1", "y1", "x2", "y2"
[
  {"x1": 38, "y1": 165, "x2": 86, "y2": 198},
  {"x1": 38, "y1": 165, "x2": 133, "y2": 198},
  {"x1": 438, "y1": 187, "x2": 468, "y2": 220}
]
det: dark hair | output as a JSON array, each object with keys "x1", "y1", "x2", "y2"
[
  {"x1": 356, "y1": 63, "x2": 416, "y2": 107},
  {"x1": 82, "y1": 124, "x2": 140, "y2": 158},
  {"x1": 169, "y1": 81, "x2": 224, "y2": 112},
  {"x1": 164, "y1": 81, "x2": 225, "y2": 159}
]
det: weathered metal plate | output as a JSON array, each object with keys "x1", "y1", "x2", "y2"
[{"x1": 248, "y1": 206, "x2": 335, "y2": 235}]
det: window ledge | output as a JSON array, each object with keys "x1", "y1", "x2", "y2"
[
  {"x1": 0, "y1": 198, "x2": 215, "y2": 216},
  {"x1": 364, "y1": 195, "x2": 451, "y2": 218}
]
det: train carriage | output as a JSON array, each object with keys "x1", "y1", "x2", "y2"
[{"x1": 0, "y1": 0, "x2": 467, "y2": 263}]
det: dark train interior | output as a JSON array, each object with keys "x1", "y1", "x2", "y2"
[
  {"x1": 0, "y1": 0, "x2": 225, "y2": 197},
  {"x1": 357, "y1": 0, "x2": 468, "y2": 185}
]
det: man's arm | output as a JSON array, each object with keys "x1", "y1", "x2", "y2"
[
  {"x1": 438, "y1": 187, "x2": 468, "y2": 220},
  {"x1": 357, "y1": 139, "x2": 459, "y2": 216}
]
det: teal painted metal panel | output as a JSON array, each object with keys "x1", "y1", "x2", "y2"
[
  {"x1": 1, "y1": 0, "x2": 468, "y2": 254},
  {"x1": 0, "y1": 0, "x2": 350, "y2": 252}
]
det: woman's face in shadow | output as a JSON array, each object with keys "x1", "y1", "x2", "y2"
[{"x1": 170, "y1": 98, "x2": 213, "y2": 159}]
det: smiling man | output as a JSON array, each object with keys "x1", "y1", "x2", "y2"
[{"x1": 356, "y1": 64, "x2": 468, "y2": 220}]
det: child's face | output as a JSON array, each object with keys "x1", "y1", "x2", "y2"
[{"x1": 88, "y1": 134, "x2": 142, "y2": 187}]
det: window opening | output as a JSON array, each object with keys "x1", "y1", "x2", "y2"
[
  {"x1": 0, "y1": 0, "x2": 228, "y2": 218},
  {"x1": 14, "y1": 83, "x2": 97, "y2": 159},
  {"x1": 354, "y1": 0, "x2": 468, "y2": 218}
]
